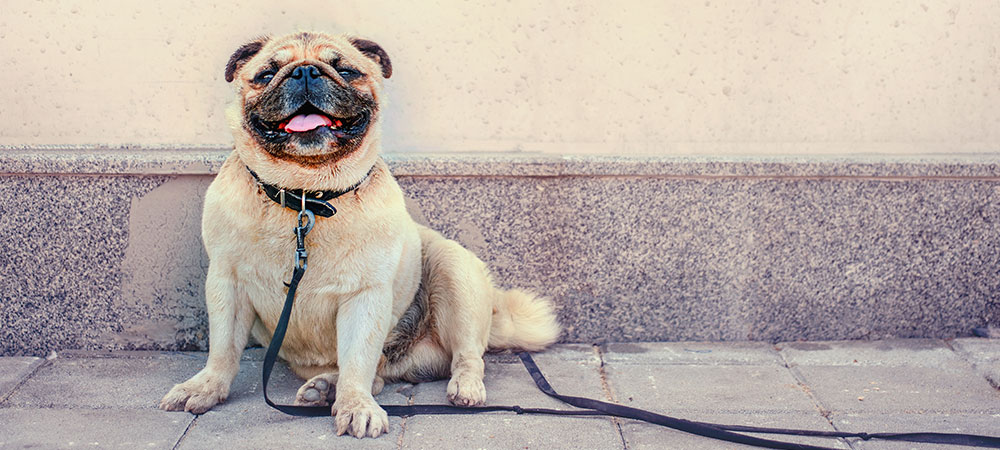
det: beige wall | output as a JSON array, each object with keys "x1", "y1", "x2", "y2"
[{"x1": 1, "y1": 0, "x2": 997, "y2": 155}]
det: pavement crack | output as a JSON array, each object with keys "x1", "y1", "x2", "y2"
[
  {"x1": 593, "y1": 344, "x2": 629, "y2": 450},
  {"x1": 775, "y1": 346, "x2": 855, "y2": 450},
  {"x1": 170, "y1": 414, "x2": 198, "y2": 450},
  {"x1": 944, "y1": 338, "x2": 1000, "y2": 391},
  {"x1": 396, "y1": 384, "x2": 415, "y2": 450},
  {"x1": 0, "y1": 356, "x2": 51, "y2": 406}
]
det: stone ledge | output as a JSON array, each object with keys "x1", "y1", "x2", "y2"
[{"x1": 3, "y1": 147, "x2": 1000, "y2": 178}]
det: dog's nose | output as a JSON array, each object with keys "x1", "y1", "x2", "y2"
[{"x1": 290, "y1": 65, "x2": 321, "y2": 80}]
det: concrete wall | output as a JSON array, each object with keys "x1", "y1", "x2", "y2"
[{"x1": 1, "y1": 0, "x2": 998, "y2": 154}]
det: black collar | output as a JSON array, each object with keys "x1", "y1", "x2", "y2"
[{"x1": 246, "y1": 166, "x2": 373, "y2": 218}]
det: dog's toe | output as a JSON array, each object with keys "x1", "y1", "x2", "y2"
[{"x1": 298, "y1": 386, "x2": 324, "y2": 403}]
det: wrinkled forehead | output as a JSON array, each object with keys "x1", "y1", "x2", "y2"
[{"x1": 261, "y1": 32, "x2": 356, "y2": 65}]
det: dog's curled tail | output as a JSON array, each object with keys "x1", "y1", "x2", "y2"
[{"x1": 488, "y1": 289, "x2": 560, "y2": 351}]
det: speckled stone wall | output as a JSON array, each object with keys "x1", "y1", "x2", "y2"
[
  {"x1": 2, "y1": 153, "x2": 998, "y2": 355},
  {"x1": 402, "y1": 176, "x2": 1000, "y2": 343},
  {"x1": 0, "y1": 175, "x2": 212, "y2": 356}
]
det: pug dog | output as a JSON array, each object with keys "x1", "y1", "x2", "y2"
[{"x1": 159, "y1": 32, "x2": 561, "y2": 438}]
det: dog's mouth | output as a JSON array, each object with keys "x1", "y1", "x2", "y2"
[
  {"x1": 251, "y1": 104, "x2": 370, "y2": 142},
  {"x1": 243, "y1": 81, "x2": 379, "y2": 164}
]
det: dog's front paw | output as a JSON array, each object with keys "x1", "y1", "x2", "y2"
[
  {"x1": 447, "y1": 370, "x2": 486, "y2": 407},
  {"x1": 332, "y1": 390, "x2": 389, "y2": 438},
  {"x1": 159, "y1": 375, "x2": 228, "y2": 414}
]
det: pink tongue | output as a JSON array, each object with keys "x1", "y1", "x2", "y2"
[{"x1": 284, "y1": 114, "x2": 333, "y2": 132}]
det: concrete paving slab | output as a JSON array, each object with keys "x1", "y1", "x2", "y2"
[
  {"x1": 618, "y1": 412, "x2": 850, "y2": 450},
  {"x1": 177, "y1": 410, "x2": 404, "y2": 450},
  {"x1": 526, "y1": 343, "x2": 603, "y2": 364},
  {"x1": 6, "y1": 353, "x2": 208, "y2": 409},
  {"x1": 58, "y1": 349, "x2": 204, "y2": 359},
  {"x1": 484, "y1": 345, "x2": 601, "y2": 365},
  {"x1": 0, "y1": 407, "x2": 191, "y2": 449},
  {"x1": 241, "y1": 347, "x2": 267, "y2": 361},
  {"x1": 791, "y1": 365, "x2": 1000, "y2": 414},
  {"x1": 950, "y1": 338, "x2": 1000, "y2": 388},
  {"x1": 603, "y1": 364, "x2": 820, "y2": 413},
  {"x1": 831, "y1": 412, "x2": 1000, "y2": 450},
  {"x1": 603, "y1": 341, "x2": 783, "y2": 366},
  {"x1": 402, "y1": 414, "x2": 621, "y2": 450},
  {"x1": 403, "y1": 354, "x2": 620, "y2": 449},
  {"x1": 778, "y1": 339, "x2": 964, "y2": 368},
  {"x1": 4, "y1": 341, "x2": 998, "y2": 449},
  {"x1": 0, "y1": 356, "x2": 42, "y2": 403},
  {"x1": 5, "y1": 351, "x2": 301, "y2": 411}
]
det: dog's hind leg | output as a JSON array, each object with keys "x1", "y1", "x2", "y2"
[
  {"x1": 161, "y1": 264, "x2": 254, "y2": 414},
  {"x1": 421, "y1": 232, "x2": 494, "y2": 407}
]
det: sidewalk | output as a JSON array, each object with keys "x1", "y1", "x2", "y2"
[{"x1": 1, "y1": 339, "x2": 997, "y2": 449}]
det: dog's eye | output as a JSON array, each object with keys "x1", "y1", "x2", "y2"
[
  {"x1": 253, "y1": 69, "x2": 276, "y2": 84},
  {"x1": 337, "y1": 67, "x2": 362, "y2": 81}
]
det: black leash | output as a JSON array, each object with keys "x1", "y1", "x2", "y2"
[
  {"x1": 516, "y1": 351, "x2": 1000, "y2": 449},
  {"x1": 260, "y1": 197, "x2": 1000, "y2": 449},
  {"x1": 261, "y1": 207, "x2": 315, "y2": 416}
]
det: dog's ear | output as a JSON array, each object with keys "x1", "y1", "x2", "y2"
[
  {"x1": 350, "y1": 38, "x2": 392, "y2": 79},
  {"x1": 225, "y1": 36, "x2": 269, "y2": 83}
]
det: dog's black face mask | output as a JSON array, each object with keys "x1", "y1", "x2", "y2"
[{"x1": 243, "y1": 62, "x2": 377, "y2": 164}]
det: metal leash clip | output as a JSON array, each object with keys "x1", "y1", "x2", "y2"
[{"x1": 294, "y1": 200, "x2": 315, "y2": 271}]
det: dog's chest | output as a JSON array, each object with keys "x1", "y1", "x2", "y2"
[{"x1": 223, "y1": 207, "x2": 400, "y2": 365}]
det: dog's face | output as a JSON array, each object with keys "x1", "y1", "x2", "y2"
[{"x1": 225, "y1": 32, "x2": 392, "y2": 167}]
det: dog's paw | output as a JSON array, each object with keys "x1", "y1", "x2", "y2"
[
  {"x1": 446, "y1": 370, "x2": 487, "y2": 407},
  {"x1": 159, "y1": 376, "x2": 228, "y2": 414},
  {"x1": 332, "y1": 390, "x2": 389, "y2": 438},
  {"x1": 295, "y1": 373, "x2": 338, "y2": 406}
]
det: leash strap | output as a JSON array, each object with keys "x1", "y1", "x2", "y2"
[
  {"x1": 516, "y1": 351, "x2": 1000, "y2": 449},
  {"x1": 262, "y1": 208, "x2": 315, "y2": 415},
  {"x1": 260, "y1": 209, "x2": 1000, "y2": 448}
]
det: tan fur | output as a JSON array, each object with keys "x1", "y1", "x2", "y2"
[{"x1": 160, "y1": 31, "x2": 560, "y2": 438}]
